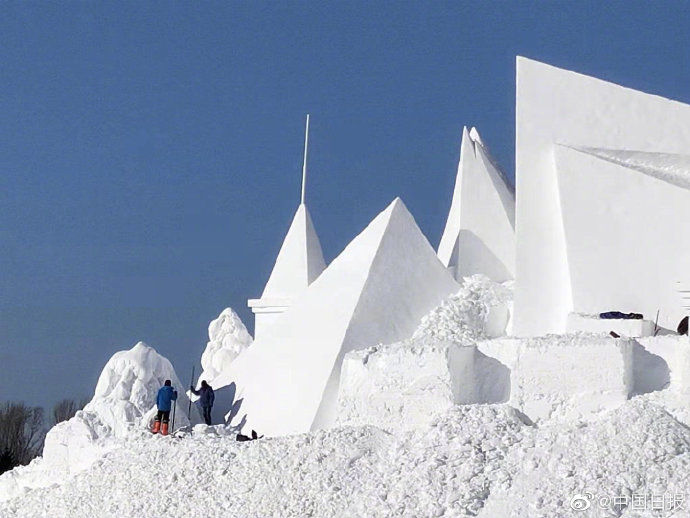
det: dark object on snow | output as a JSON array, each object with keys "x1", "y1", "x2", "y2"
[
  {"x1": 609, "y1": 331, "x2": 620, "y2": 338},
  {"x1": 678, "y1": 316, "x2": 689, "y2": 336},
  {"x1": 236, "y1": 430, "x2": 263, "y2": 442},
  {"x1": 600, "y1": 311, "x2": 643, "y2": 320},
  {"x1": 156, "y1": 385, "x2": 178, "y2": 412},
  {"x1": 191, "y1": 380, "x2": 215, "y2": 425}
]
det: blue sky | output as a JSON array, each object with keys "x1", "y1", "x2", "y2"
[{"x1": 2, "y1": 1, "x2": 689, "y2": 410}]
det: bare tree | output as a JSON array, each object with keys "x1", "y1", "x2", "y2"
[
  {"x1": 52, "y1": 398, "x2": 88, "y2": 425},
  {"x1": 0, "y1": 402, "x2": 44, "y2": 474}
]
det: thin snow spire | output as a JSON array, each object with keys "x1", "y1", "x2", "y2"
[{"x1": 301, "y1": 114, "x2": 310, "y2": 205}]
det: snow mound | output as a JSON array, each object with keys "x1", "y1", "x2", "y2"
[
  {"x1": 199, "y1": 308, "x2": 253, "y2": 384},
  {"x1": 414, "y1": 274, "x2": 511, "y2": 345},
  {"x1": 0, "y1": 342, "x2": 191, "y2": 502},
  {"x1": 484, "y1": 398, "x2": 690, "y2": 516},
  {"x1": 84, "y1": 341, "x2": 192, "y2": 435},
  {"x1": 0, "y1": 405, "x2": 528, "y2": 518}
]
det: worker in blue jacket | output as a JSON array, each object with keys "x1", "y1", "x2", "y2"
[
  {"x1": 191, "y1": 380, "x2": 215, "y2": 425},
  {"x1": 152, "y1": 380, "x2": 177, "y2": 435}
]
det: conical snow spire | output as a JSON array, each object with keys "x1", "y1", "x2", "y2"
[
  {"x1": 438, "y1": 126, "x2": 515, "y2": 283},
  {"x1": 248, "y1": 115, "x2": 327, "y2": 340}
]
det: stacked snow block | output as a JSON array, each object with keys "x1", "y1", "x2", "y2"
[
  {"x1": 640, "y1": 335, "x2": 690, "y2": 393},
  {"x1": 506, "y1": 334, "x2": 633, "y2": 421},
  {"x1": 566, "y1": 312, "x2": 654, "y2": 337},
  {"x1": 336, "y1": 340, "x2": 475, "y2": 433}
]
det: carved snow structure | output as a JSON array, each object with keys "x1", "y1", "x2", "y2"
[
  {"x1": 513, "y1": 57, "x2": 690, "y2": 336},
  {"x1": 223, "y1": 198, "x2": 459, "y2": 436},
  {"x1": 248, "y1": 203, "x2": 326, "y2": 340},
  {"x1": 438, "y1": 127, "x2": 515, "y2": 283}
]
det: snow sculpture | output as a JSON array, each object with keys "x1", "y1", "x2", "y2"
[
  {"x1": 248, "y1": 116, "x2": 327, "y2": 340},
  {"x1": 514, "y1": 57, "x2": 690, "y2": 336},
  {"x1": 199, "y1": 308, "x2": 253, "y2": 384},
  {"x1": 220, "y1": 198, "x2": 459, "y2": 436},
  {"x1": 438, "y1": 127, "x2": 515, "y2": 283},
  {"x1": 248, "y1": 204, "x2": 326, "y2": 340},
  {"x1": 0, "y1": 342, "x2": 192, "y2": 500},
  {"x1": 43, "y1": 342, "x2": 192, "y2": 471}
]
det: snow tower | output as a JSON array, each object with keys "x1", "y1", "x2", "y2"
[{"x1": 248, "y1": 115, "x2": 327, "y2": 340}]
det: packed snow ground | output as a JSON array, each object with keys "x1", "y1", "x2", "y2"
[{"x1": 3, "y1": 399, "x2": 690, "y2": 517}]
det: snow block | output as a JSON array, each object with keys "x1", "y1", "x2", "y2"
[
  {"x1": 514, "y1": 57, "x2": 690, "y2": 336},
  {"x1": 566, "y1": 312, "x2": 654, "y2": 337},
  {"x1": 636, "y1": 335, "x2": 690, "y2": 393},
  {"x1": 221, "y1": 198, "x2": 459, "y2": 436},
  {"x1": 248, "y1": 203, "x2": 326, "y2": 340},
  {"x1": 336, "y1": 340, "x2": 475, "y2": 433},
  {"x1": 500, "y1": 334, "x2": 633, "y2": 421},
  {"x1": 438, "y1": 127, "x2": 515, "y2": 283}
]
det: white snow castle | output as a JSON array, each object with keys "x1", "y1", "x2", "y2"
[{"x1": 210, "y1": 58, "x2": 690, "y2": 436}]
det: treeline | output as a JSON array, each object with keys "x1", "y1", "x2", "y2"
[{"x1": 0, "y1": 398, "x2": 88, "y2": 475}]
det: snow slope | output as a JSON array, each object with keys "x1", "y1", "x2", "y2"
[
  {"x1": 3, "y1": 399, "x2": 689, "y2": 518},
  {"x1": 0, "y1": 405, "x2": 527, "y2": 518}
]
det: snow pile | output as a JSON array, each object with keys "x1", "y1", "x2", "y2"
[
  {"x1": 199, "y1": 308, "x2": 253, "y2": 384},
  {"x1": 0, "y1": 405, "x2": 529, "y2": 518},
  {"x1": 413, "y1": 274, "x2": 511, "y2": 344},
  {"x1": 0, "y1": 342, "x2": 191, "y2": 502},
  {"x1": 483, "y1": 398, "x2": 690, "y2": 517}
]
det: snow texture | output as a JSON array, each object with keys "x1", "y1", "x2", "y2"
[
  {"x1": 483, "y1": 399, "x2": 690, "y2": 517},
  {"x1": 438, "y1": 127, "x2": 515, "y2": 283},
  {"x1": 199, "y1": 307, "x2": 253, "y2": 384},
  {"x1": 6, "y1": 400, "x2": 690, "y2": 517},
  {"x1": 413, "y1": 274, "x2": 512, "y2": 344},
  {"x1": 217, "y1": 198, "x2": 458, "y2": 436},
  {"x1": 0, "y1": 405, "x2": 529, "y2": 518}
]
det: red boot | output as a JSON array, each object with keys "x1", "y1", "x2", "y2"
[
  {"x1": 161, "y1": 422, "x2": 169, "y2": 436},
  {"x1": 152, "y1": 419, "x2": 161, "y2": 434}
]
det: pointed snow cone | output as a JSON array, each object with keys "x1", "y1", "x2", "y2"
[
  {"x1": 438, "y1": 127, "x2": 515, "y2": 283},
  {"x1": 151, "y1": 419, "x2": 161, "y2": 434},
  {"x1": 248, "y1": 203, "x2": 326, "y2": 340},
  {"x1": 223, "y1": 198, "x2": 459, "y2": 436}
]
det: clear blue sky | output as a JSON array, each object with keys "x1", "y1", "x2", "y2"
[{"x1": 2, "y1": 2, "x2": 689, "y2": 410}]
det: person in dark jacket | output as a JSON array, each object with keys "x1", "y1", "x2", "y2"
[
  {"x1": 191, "y1": 380, "x2": 215, "y2": 425},
  {"x1": 153, "y1": 380, "x2": 178, "y2": 435}
]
